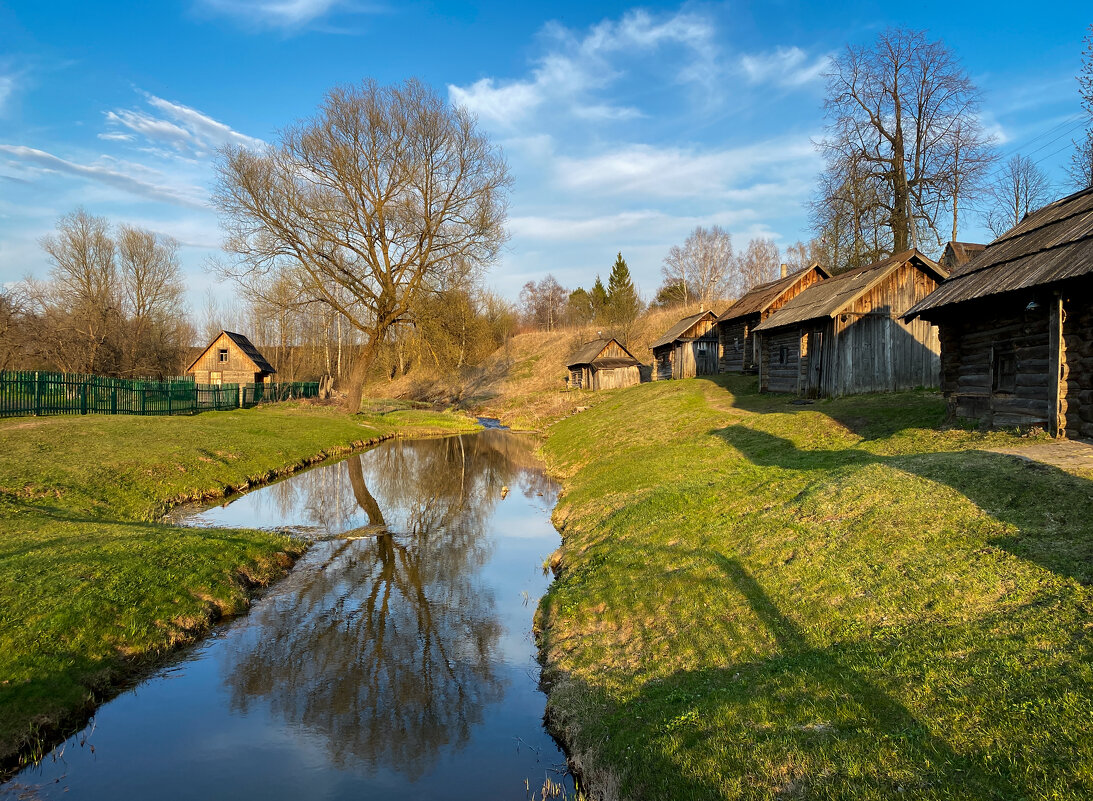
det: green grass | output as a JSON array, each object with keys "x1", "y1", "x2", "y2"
[
  {"x1": 538, "y1": 375, "x2": 1093, "y2": 800},
  {"x1": 0, "y1": 402, "x2": 476, "y2": 771}
]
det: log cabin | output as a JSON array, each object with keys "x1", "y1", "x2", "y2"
[
  {"x1": 566, "y1": 338, "x2": 642, "y2": 390},
  {"x1": 904, "y1": 187, "x2": 1093, "y2": 437},
  {"x1": 187, "y1": 330, "x2": 276, "y2": 386},
  {"x1": 753, "y1": 249, "x2": 948, "y2": 397},
  {"x1": 716, "y1": 264, "x2": 829, "y2": 373},
  {"x1": 651, "y1": 310, "x2": 719, "y2": 380}
]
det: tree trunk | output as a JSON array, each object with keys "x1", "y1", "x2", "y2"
[{"x1": 344, "y1": 336, "x2": 381, "y2": 413}]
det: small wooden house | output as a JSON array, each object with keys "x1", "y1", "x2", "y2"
[
  {"x1": 940, "y1": 241, "x2": 986, "y2": 271},
  {"x1": 753, "y1": 249, "x2": 948, "y2": 397},
  {"x1": 905, "y1": 187, "x2": 1093, "y2": 437},
  {"x1": 716, "y1": 264, "x2": 830, "y2": 373},
  {"x1": 651, "y1": 310, "x2": 719, "y2": 380},
  {"x1": 566, "y1": 338, "x2": 642, "y2": 390},
  {"x1": 187, "y1": 330, "x2": 276, "y2": 386}
]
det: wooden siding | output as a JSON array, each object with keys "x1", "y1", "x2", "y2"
[
  {"x1": 759, "y1": 329, "x2": 802, "y2": 393},
  {"x1": 592, "y1": 365, "x2": 641, "y2": 390},
  {"x1": 718, "y1": 317, "x2": 754, "y2": 373},
  {"x1": 189, "y1": 332, "x2": 270, "y2": 385}
]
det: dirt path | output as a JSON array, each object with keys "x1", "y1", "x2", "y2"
[{"x1": 990, "y1": 438, "x2": 1093, "y2": 476}]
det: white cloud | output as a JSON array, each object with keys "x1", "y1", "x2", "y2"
[
  {"x1": 740, "y1": 46, "x2": 831, "y2": 88},
  {"x1": 448, "y1": 8, "x2": 718, "y2": 126},
  {"x1": 194, "y1": 0, "x2": 376, "y2": 30},
  {"x1": 0, "y1": 145, "x2": 207, "y2": 208},
  {"x1": 103, "y1": 93, "x2": 263, "y2": 157},
  {"x1": 553, "y1": 138, "x2": 819, "y2": 199},
  {"x1": 0, "y1": 75, "x2": 14, "y2": 114}
]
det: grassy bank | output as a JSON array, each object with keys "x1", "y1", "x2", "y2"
[
  {"x1": 0, "y1": 402, "x2": 475, "y2": 772},
  {"x1": 538, "y1": 376, "x2": 1093, "y2": 800}
]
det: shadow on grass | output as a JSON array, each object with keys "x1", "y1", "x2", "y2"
[
  {"x1": 545, "y1": 555, "x2": 1047, "y2": 799},
  {"x1": 713, "y1": 424, "x2": 1093, "y2": 585}
]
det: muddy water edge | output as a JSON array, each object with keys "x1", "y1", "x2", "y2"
[{"x1": 3, "y1": 430, "x2": 574, "y2": 800}]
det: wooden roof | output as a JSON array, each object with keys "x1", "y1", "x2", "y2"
[
  {"x1": 651, "y1": 310, "x2": 719, "y2": 350},
  {"x1": 942, "y1": 241, "x2": 986, "y2": 268},
  {"x1": 906, "y1": 187, "x2": 1093, "y2": 320},
  {"x1": 716, "y1": 264, "x2": 830, "y2": 323},
  {"x1": 566, "y1": 338, "x2": 640, "y2": 369},
  {"x1": 186, "y1": 330, "x2": 277, "y2": 374},
  {"x1": 755, "y1": 249, "x2": 947, "y2": 332}
]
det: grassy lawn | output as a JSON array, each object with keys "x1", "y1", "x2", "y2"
[
  {"x1": 0, "y1": 402, "x2": 475, "y2": 772},
  {"x1": 538, "y1": 375, "x2": 1093, "y2": 800}
]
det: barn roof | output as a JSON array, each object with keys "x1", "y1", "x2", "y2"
[
  {"x1": 755, "y1": 249, "x2": 946, "y2": 332},
  {"x1": 942, "y1": 241, "x2": 986, "y2": 269},
  {"x1": 716, "y1": 264, "x2": 830, "y2": 323},
  {"x1": 651, "y1": 310, "x2": 719, "y2": 350},
  {"x1": 906, "y1": 187, "x2": 1093, "y2": 320},
  {"x1": 566, "y1": 338, "x2": 640, "y2": 369},
  {"x1": 187, "y1": 330, "x2": 277, "y2": 374}
]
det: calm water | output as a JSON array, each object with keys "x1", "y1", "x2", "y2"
[{"x1": 5, "y1": 431, "x2": 572, "y2": 800}]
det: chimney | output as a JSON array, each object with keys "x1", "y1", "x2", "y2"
[{"x1": 780, "y1": 263, "x2": 788, "y2": 278}]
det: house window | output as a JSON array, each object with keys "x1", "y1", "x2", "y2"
[
  {"x1": 778, "y1": 346, "x2": 789, "y2": 365},
  {"x1": 992, "y1": 344, "x2": 1017, "y2": 394},
  {"x1": 696, "y1": 341, "x2": 708, "y2": 354},
  {"x1": 218, "y1": 348, "x2": 229, "y2": 363}
]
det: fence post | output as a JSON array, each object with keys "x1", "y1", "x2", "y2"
[
  {"x1": 111, "y1": 387, "x2": 117, "y2": 415},
  {"x1": 34, "y1": 372, "x2": 40, "y2": 416},
  {"x1": 167, "y1": 384, "x2": 173, "y2": 416},
  {"x1": 238, "y1": 384, "x2": 243, "y2": 409},
  {"x1": 80, "y1": 380, "x2": 88, "y2": 415}
]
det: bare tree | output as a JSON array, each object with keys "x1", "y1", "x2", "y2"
[
  {"x1": 944, "y1": 120, "x2": 997, "y2": 242},
  {"x1": 735, "y1": 238, "x2": 781, "y2": 291},
  {"x1": 819, "y1": 28, "x2": 990, "y2": 254},
  {"x1": 116, "y1": 225, "x2": 188, "y2": 375},
  {"x1": 783, "y1": 239, "x2": 825, "y2": 274},
  {"x1": 984, "y1": 154, "x2": 1054, "y2": 237},
  {"x1": 519, "y1": 275, "x2": 568, "y2": 332},
  {"x1": 1070, "y1": 24, "x2": 1093, "y2": 189},
  {"x1": 661, "y1": 225, "x2": 734, "y2": 305},
  {"x1": 214, "y1": 79, "x2": 511, "y2": 412}
]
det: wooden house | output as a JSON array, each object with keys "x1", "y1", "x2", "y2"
[
  {"x1": 940, "y1": 241, "x2": 986, "y2": 271},
  {"x1": 651, "y1": 310, "x2": 719, "y2": 380},
  {"x1": 187, "y1": 330, "x2": 276, "y2": 386},
  {"x1": 905, "y1": 187, "x2": 1093, "y2": 437},
  {"x1": 716, "y1": 264, "x2": 829, "y2": 373},
  {"x1": 753, "y1": 249, "x2": 948, "y2": 397},
  {"x1": 566, "y1": 338, "x2": 642, "y2": 390}
]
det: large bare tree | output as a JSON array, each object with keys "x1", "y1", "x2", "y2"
[
  {"x1": 1070, "y1": 24, "x2": 1093, "y2": 189},
  {"x1": 818, "y1": 28, "x2": 992, "y2": 256},
  {"x1": 735, "y1": 237, "x2": 781, "y2": 290},
  {"x1": 661, "y1": 225, "x2": 734, "y2": 305},
  {"x1": 984, "y1": 154, "x2": 1054, "y2": 237},
  {"x1": 214, "y1": 79, "x2": 511, "y2": 411}
]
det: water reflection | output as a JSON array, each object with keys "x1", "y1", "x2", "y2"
[{"x1": 221, "y1": 432, "x2": 556, "y2": 779}]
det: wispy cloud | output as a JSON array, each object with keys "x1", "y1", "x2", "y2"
[
  {"x1": 0, "y1": 75, "x2": 14, "y2": 114},
  {"x1": 103, "y1": 93, "x2": 263, "y2": 157},
  {"x1": 449, "y1": 8, "x2": 718, "y2": 126},
  {"x1": 0, "y1": 145, "x2": 208, "y2": 208},
  {"x1": 740, "y1": 46, "x2": 831, "y2": 88},
  {"x1": 194, "y1": 0, "x2": 379, "y2": 31}
]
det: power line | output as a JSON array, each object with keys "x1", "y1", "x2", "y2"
[{"x1": 999, "y1": 113, "x2": 1084, "y2": 158}]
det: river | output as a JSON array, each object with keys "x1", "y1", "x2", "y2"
[{"x1": 4, "y1": 431, "x2": 573, "y2": 800}]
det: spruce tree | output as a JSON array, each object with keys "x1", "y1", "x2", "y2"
[
  {"x1": 606, "y1": 252, "x2": 642, "y2": 339},
  {"x1": 590, "y1": 276, "x2": 609, "y2": 322}
]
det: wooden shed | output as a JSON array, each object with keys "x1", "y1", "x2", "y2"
[
  {"x1": 566, "y1": 338, "x2": 642, "y2": 391},
  {"x1": 753, "y1": 249, "x2": 948, "y2": 397},
  {"x1": 716, "y1": 264, "x2": 829, "y2": 373},
  {"x1": 905, "y1": 187, "x2": 1093, "y2": 437},
  {"x1": 651, "y1": 310, "x2": 719, "y2": 381},
  {"x1": 187, "y1": 330, "x2": 276, "y2": 386}
]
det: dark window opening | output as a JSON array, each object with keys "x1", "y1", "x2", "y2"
[
  {"x1": 992, "y1": 345, "x2": 1017, "y2": 394},
  {"x1": 218, "y1": 348, "x2": 229, "y2": 363},
  {"x1": 778, "y1": 346, "x2": 788, "y2": 365}
]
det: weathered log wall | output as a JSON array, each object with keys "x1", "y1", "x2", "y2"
[
  {"x1": 592, "y1": 365, "x2": 641, "y2": 390},
  {"x1": 718, "y1": 318, "x2": 754, "y2": 373},
  {"x1": 759, "y1": 329, "x2": 802, "y2": 393}
]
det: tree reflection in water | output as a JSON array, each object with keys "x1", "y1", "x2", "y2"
[{"x1": 219, "y1": 432, "x2": 556, "y2": 778}]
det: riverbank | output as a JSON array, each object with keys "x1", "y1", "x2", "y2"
[
  {"x1": 0, "y1": 403, "x2": 476, "y2": 774},
  {"x1": 537, "y1": 375, "x2": 1093, "y2": 800}
]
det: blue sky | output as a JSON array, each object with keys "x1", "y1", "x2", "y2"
[{"x1": 0, "y1": 1, "x2": 1089, "y2": 310}]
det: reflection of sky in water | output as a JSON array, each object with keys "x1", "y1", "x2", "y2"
[{"x1": 6, "y1": 432, "x2": 571, "y2": 801}]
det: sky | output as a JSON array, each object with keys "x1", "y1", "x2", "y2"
[{"x1": 0, "y1": 1, "x2": 1089, "y2": 312}]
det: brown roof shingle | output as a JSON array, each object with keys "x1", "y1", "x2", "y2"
[
  {"x1": 566, "y1": 338, "x2": 640, "y2": 368},
  {"x1": 651, "y1": 310, "x2": 719, "y2": 350},
  {"x1": 716, "y1": 265, "x2": 830, "y2": 323},
  {"x1": 754, "y1": 249, "x2": 946, "y2": 332},
  {"x1": 906, "y1": 187, "x2": 1093, "y2": 319}
]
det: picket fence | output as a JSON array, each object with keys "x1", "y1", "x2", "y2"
[{"x1": 0, "y1": 371, "x2": 320, "y2": 418}]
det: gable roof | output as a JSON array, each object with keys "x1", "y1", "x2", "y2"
[
  {"x1": 906, "y1": 187, "x2": 1093, "y2": 320},
  {"x1": 754, "y1": 249, "x2": 947, "y2": 332},
  {"x1": 566, "y1": 338, "x2": 640, "y2": 369},
  {"x1": 941, "y1": 241, "x2": 986, "y2": 269},
  {"x1": 651, "y1": 310, "x2": 719, "y2": 350},
  {"x1": 716, "y1": 264, "x2": 830, "y2": 323},
  {"x1": 186, "y1": 330, "x2": 277, "y2": 374}
]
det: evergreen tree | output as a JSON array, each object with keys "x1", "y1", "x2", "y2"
[
  {"x1": 606, "y1": 252, "x2": 642, "y2": 340},
  {"x1": 590, "y1": 276, "x2": 609, "y2": 321}
]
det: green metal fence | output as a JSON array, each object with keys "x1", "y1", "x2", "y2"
[{"x1": 0, "y1": 371, "x2": 319, "y2": 418}]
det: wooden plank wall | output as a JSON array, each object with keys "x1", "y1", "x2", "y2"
[
  {"x1": 760, "y1": 329, "x2": 802, "y2": 393},
  {"x1": 1062, "y1": 282, "x2": 1093, "y2": 438},
  {"x1": 652, "y1": 348, "x2": 673, "y2": 381},
  {"x1": 717, "y1": 318, "x2": 752, "y2": 373},
  {"x1": 593, "y1": 365, "x2": 641, "y2": 390},
  {"x1": 190, "y1": 333, "x2": 263, "y2": 385}
]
